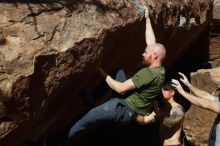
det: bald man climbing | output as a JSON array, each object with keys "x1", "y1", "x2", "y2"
[{"x1": 68, "y1": 6, "x2": 166, "y2": 139}]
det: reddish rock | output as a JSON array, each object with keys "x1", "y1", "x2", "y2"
[
  {"x1": 183, "y1": 67, "x2": 220, "y2": 146},
  {"x1": 0, "y1": 0, "x2": 214, "y2": 145}
]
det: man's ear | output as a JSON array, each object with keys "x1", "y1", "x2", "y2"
[{"x1": 153, "y1": 53, "x2": 159, "y2": 59}]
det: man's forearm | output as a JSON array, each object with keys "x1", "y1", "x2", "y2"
[
  {"x1": 105, "y1": 76, "x2": 135, "y2": 94},
  {"x1": 145, "y1": 16, "x2": 156, "y2": 45},
  {"x1": 187, "y1": 84, "x2": 215, "y2": 101},
  {"x1": 135, "y1": 112, "x2": 156, "y2": 125},
  {"x1": 181, "y1": 91, "x2": 220, "y2": 113},
  {"x1": 181, "y1": 90, "x2": 210, "y2": 108},
  {"x1": 106, "y1": 75, "x2": 124, "y2": 94}
]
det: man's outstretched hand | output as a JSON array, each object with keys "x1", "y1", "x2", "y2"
[
  {"x1": 178, "y1": 72, "x2": 190, "y2": 86},
  {"x1": 171, "y1": 79, "x2": 184, "y2": 94}
]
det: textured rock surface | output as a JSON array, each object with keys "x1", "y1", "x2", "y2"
[
  {"x1": 209, "y1": 0, "x2": 220, "y2": 61},
  {"x1": 183, "y1": 66, "x2": 220, "y2": 146},
  {"x1": 0, "y1": 0, "x2": 213, "y2": 145},
  {"x1": 213, "y1": 0, "x2": 220, "y2": 19},
  {"x1": 209, "y1": 34, "x2": 220, "y2": 60}
]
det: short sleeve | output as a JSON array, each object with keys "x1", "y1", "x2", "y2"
[{"x1": 131, "y1": 68, "x2": 154, "y2": 89}]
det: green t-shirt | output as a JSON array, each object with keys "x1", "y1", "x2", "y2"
[{"x1": 126, "y1": 67, "x2": 165, "y2": 115}]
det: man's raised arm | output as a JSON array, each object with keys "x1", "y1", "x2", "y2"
[
  {"x1": 172, "y1": 79, "x2": 220, "y2": 113},
  {"x1": 144, "y1": 6, "x2": 156, "y2": 45},
  {"x1": 178, "y1": 72, "x2": 217, "y2": 101}
]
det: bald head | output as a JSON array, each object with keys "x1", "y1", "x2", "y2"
[{"x1": 147, "y1": 43, "x2": 166, "y2": 63}]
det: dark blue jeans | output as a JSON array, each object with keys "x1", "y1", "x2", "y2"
[{"x1": 68, "y1": 69, "x2": 135, "y2": 138}]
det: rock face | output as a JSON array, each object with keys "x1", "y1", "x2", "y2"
[
  {"x1": 0, "y1": 0, "x2": 213, "y2": 145},
  {"x1": 183, "y1": 66, "x2": 220, "y2": 146},
  {"x1": 183, "y1": 4, "x2": 220, "y2": 144},
  {"x1": 213, "y1": 0, "x2": 220, "y2": 19}
]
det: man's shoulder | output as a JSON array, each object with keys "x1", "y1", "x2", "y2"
[
  {"x1": 172, "y1": 104, "x2": 185, "y2": 113},
  {"x1": 152, "y1": 66, "x2": 165, "y2": 71},
  {"x1": 151, "y1": 66, "x2": 165, "y2": 74},
  {"x1": 135, "y1": 67, "x2": 152, "y2": 75},
  {"x1": 139, "y1": 66, "x2": 165, "y2": 73}
]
